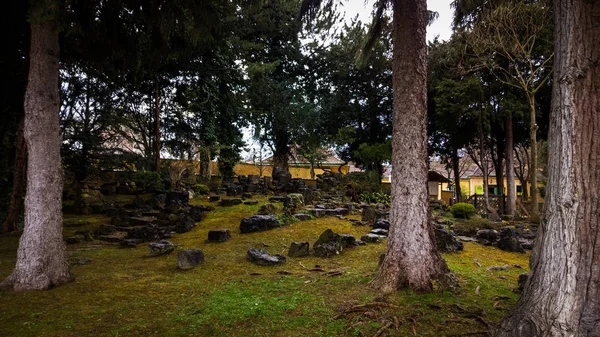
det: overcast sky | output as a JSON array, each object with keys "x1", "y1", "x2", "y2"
[{"x1": 342, "y1": 0, "x2": 454, "y2": 42}]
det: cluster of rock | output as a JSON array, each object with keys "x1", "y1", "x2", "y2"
[{"x1": 65, "y1": 191, "x2": 213, "y2": 248}]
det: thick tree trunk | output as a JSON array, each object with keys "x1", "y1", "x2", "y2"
[
  {"x1": 495, "y1": 0, "x2": 599, "y2": 335},
  {"x1": 272, "y1": 129, "x2": 290, "y2": 174},
  {"x1": 1, "y1": 10, "x2": 73, "y2": 290},
  {"x1": 452, "y1": 147, "x2": 462, "y2": 202},
  {"x1": 528, "y1": 95, "x2": 539, "y2": 217},
  {"x1": 1, "y1": 117, "x2": 27, "y2": 233},
  {"x1": 493, "y1": 132, "x2": 505, "y2": 213},
  {"x1": 504, "y1": 112, "x2": 515, "y2": 215},
  {"x1": 480, "y1": 119, "x2": 490, "y2": 212},
  {"x1": 371, "y1": 0, "x2": 451, "y2": 294}
]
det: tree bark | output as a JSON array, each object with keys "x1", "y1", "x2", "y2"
[
  {"x1": 452, "y1": 147, "x2": 462, "y2": 202},
  {"x1": 528, "y1": 94, "x2": 539, "y2": 217},
  {"x1": 1, "y1": 117, "x2": 27, "y2": 234},
  {"x1": 1, "y1": 7, "x2": 73, "y2": 290},
  {"x1": 371, "y1": 0, "x2": 451, "y2": 294},
  {"x1": 504, "y1": 112, "x2": 515, "y2": 215},
  {"x1": 495, "y1": 0, "x2": 599, "y2": 335},
  {"x1": 479, "y1": 108, "x2": 490, "y2": 212}
]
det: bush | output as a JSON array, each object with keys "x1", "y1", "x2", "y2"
[
  {"x1": 450, "y1": 202, "x2": 477, "y2": 219},
  {"x1": 132, "y1": 171, "x2": 163, "y2": 192},
  {"x1": 193, "y1": 184, "x2": 210, "y2": 195},
  {"x1": 276, "y1": 213, "x2": 299, "y2": 226},
  {"x1": 359, "y1": 192, "x2": 391, "y2": 205}
]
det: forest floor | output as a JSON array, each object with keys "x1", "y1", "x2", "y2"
[{"x1": 0, "y1": 196, "x2": 529, "y2": 337}]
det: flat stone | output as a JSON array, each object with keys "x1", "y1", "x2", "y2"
[
  {"x1": 148, "y1": 240, "x2": 175, "y2": 256},
  {"x1": 98, "y1": 232, "x2": 127, "y2": 242},
  {"x1": 243, "y1": 200, "x2": 259, "y2": 205},
  {"x1": 209, "y1": 195, "x2": 221, "y2": 202},
  {"x1": 294, "y1": 214, "x2": 312, "y2": 221},
  {"x1": 361, "y1": 234, "x2": 382, "y2": 243},
  {"x1": 288, "y1": 242, "x2": 310, "y2": 257},
  {"x1": 240, "y1": 215, "x2": 279, "y2": 233},
  {"x1": 370, "y1": 228, "x2": 388, "y2": 236},
  {"x1": 178, "y1": 249, "x2": 205, "y2": 270},
  {"x1": 247, "y1": 248, "x2": 286, "y2": 266},
  {"x1": 208, "y1": 229, "x2": 231, "y2": 242},
  {"x1": 373, "y1": 219, "x2": 390, "y2": 230},
  {"x1": 120, "y1": 238, "x2": 142, "y2": 248},
  {"x1": 220, "y1": 198, "x2": 243, "y2": 206}
]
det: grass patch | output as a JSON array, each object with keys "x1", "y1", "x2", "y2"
[{"x1": 0, "y1": 196, "x2": 529, "y2": 336}]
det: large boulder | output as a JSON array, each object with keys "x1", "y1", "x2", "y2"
[
  {"x1": 497, "y1": 227, "x2": 525, "y2": 253},
  {"x1": 284, "y1": 193, "x2": 304, "y2": 209},
  {"x1": 434, "y1": 228, "x2": 464, "y2": 252},
  {"x1": 188, "y1": 205, "x2": 211, "y2": 222},
  {"x1": 247, "y1": 248, "x2": 286, "y2": 266},
  {"x1": 239, "y1": 215, "x2": 280, "y2": 233},
  {"x1": 288, "y1": 242, "x2": 310, "y2": 257},
  {"x1": 257, "y1": 203, "x2": 278, "y2": 215},
  {"x1": 313, "y1": 229, "x2": 343, "y2": 257},
  {"x1": 373, "y1": 219, "x2": 390, "y2": 230},
  {"x1": 177, "y1": 249, "x2": 205, "y2": 270},
  {"x1": 340, "y1": 234, "x2": 358, "y2": 248},
  {"x1": 148, "y1": 240, "x2": 175, "y2": 256},
  {"x1": 175, "y1": 213, "x2": 196, "y2": 233},
  {"x1": 476, "y1": 229, "x2": 498, "y2": 245},
  {"x1": 361, "y1": 234, "x2": 383, "y2": 243}
]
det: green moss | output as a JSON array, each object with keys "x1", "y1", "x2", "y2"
[{"x1": 0, "y1": 196, "x2": 530, "y2": 337}]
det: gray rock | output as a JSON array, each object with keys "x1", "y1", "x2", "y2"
[
  {"x1": 243, "y1": 200, "x2": 259, "y2": 205},
  {"x1": 209, "y1": 195, "x2": 221, "y2": 202},
  {"x1": 177, "y1": 249, "x2": 205, "y2": 270},
  {"x1": 175, "y1": 213, "x2": 196, "y2": 233},
  {"x1": 188, "y1": 205, "x2": 210, "y2": 222},
  {"x1": 476, "y1": 229, "x2": 498, "y2": 245},
  {"x1": 370, "y1": 228, "x2": 388, "y2": 236},
  {"x1": 148, "y1": 240, "x2": 175, "y2": 256},
  {"x1": 97, "y1": 224, "x2": 117, "y2": 236},
  {"x1": 257, "y1": 203, "x2": 278, "y2": 215},
  {"x1": 208, "y1": 229, "x2": 231, "y2": 242},
  {"x1": 434, "y1": 228, "x2": 464, "y2": 252},
  {"x1": 247, "y1": 248, "x2": 286, "y2": 266},
  {"x1": 240, "y1": 215, "x2": 280, "y2": 233},
  {"x1": 361, "y1": 234, "x2": 382, "y2": 243},
  {"x1": 269, "y1": 196, "x2": 286, "y2": 203},
  {"x1": 340, "y1": 234, "x2": 358, "y2": 248},
  {"x1": 220, "y1": 198, "x2": 243, "y2": 206},
  {"x1": 313, "y1": 229, "x2": 343, "y2": 257},
  {"x1": 284, "y1": 193, "x2": 305, "y2": 209},
  {"x1": 288, "y1": 242, "x2": 310, "y2": 257},
  {"x1": 167, "y1": 191, "x2": 189, "y2": 205},
  {"x1": 98, "y1": 232, "x2": 127, "y2": 242},
  {"x1": 497, "y1": 228, "x2": 525, "y2": 253},
  {"x1": 120, "y1": 238, "x2": 142, "y2": 248},
  {"x1": 373, "y1": 219, "x2": 390, "y2": 230},
  {"x1": 294, "y1": 213, "x2": 312, "y2": 221}
]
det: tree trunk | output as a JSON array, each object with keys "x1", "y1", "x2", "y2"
[
  {"x1": 452, "y1": 147, "x2": 462, "y2": 202},
  {"x1": 528, "y1": 94, "x2": 539, "y2": 217},
  {"x1": 495, "y1": 0, "x2": 599, "y2": 335},
  {"x1": 493, "y1": 132, "x2": 505, "y2": 213},
  {"x1": 272, "y1": 129, "x2": 289, "y2": 174},
  {"x1": 1, "y1": 9, "x2": 73, "y2": 290},
  {"x1": 153, "y1": 81, "x2": 161, "y2": 172},
  {"x1": 1, "y1": 117, "x2": 27, "y2": 233},
  {"x1": 504, "y1": 112, "x2": 515, "y2": 215},
  {"x1": 371, "y1": 0, "x2": 451, "y2": 294},
  {"x1": 479, "y1": 110, "x2": 490, "y2": 212}
]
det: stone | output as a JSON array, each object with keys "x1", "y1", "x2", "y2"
[
  {"x1": 361, "y1": 234, "x2": 382, "y2": 243},
  {"x1": 476, "y1": 229, "x2": 498, "y2": 245},
  {"x1": 288, "y1": 242, "x2": 310, "y2": 257},
  {"x1": 220, "y1": 198, "x2": 243, "y2": 206},
  {"x1": 66, "y1": 236, "x2": 82, "y2": 244},
  {"x1": 268, "y1": 195, "x2": 286, "y2": 203},
  {"x1": 361, "y1": 205, "x2": 389, "y2": 222},
  {"x1": 124, "y1": 224, "x2": 162, "y2": 242},
  {"x1": 242, "y1": 192, "x2": 253, "y2": 199},
  {"x1": 175, "y1": 213, "x2": 196, "y2": 233},
  {"x1": 74, "y1": 230, "x2": 94, "y2": 241},
  {"x1": 120, "y1": 238, "x2": 142, "y2": 248},
  {"x1": 148, "y1": 240, "x2": 175, "y2": 256},
  {"x1": 167, "y1": 191, "x2": 189, "y2": 205},
  {"x1": 340, "y1": 234, "x2": 357, "y2": 248},
  {"x1": 350, "y1": 220, "x2": 366, "y2": 226},
  {"x1": 243, "y1": 200, "x2": 259, "y2": 205},
  {"x1": 434, "y1": 228, "x2": 464, "y2": 253},
  {"x1": 208, "y1": 229, "x2": 231, "y2": 242},
  {"x1": 69, "y1": 256, "x2": 91, "y2": 266},
  {"x1": 188, "y1": 205, "x2": 209, "y2": 222},
  {"x1": 284, "y1": 193, "x2": 305, "y2": 209},
  {"x1": 293, "y1": 214, "x2": 312, "y2": 221},
  {"x1": 519, "y1": 238, "x2": 534, "y2": 250},
  {"x1": 177, "y1": 249, "x2": 205, "y2": 270},
  {"x1": 373, "y1": 219, "x2": 390, "y2": 230},
  {"x1": 128, "y1": 217, "x2": 155, "y2": 227},
  {"x1": 247, "y1": 248, "x2": 286, "y2": 266},
  {"x1": 98, "y1": 232, "x2": 127, "y2": 243},
  {"x1": 313, "y1": 229, "x2": 343, "y2": 257},
  {"x1": 209, "y1": 195, "x2": 221, "y2": 202},
  {"x1": 257, "y1": 203, "x2": 278, "y2": 215},
  {"x1": 239, "y1": 215, "x2": 280, "y2": 233},
  {"x1": 518, "y1": 273, "x2": 530, "y2": 292},
  {"x1": 497, "y1": 228, "x2": 525, "y2": 253},
  {"x1": 370, "y1": 228, "x2": 388, "y2": 236}
]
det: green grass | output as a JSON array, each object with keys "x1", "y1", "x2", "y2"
[{"x1": 0, "y1": 196, "x2": 529, "y2": 336}]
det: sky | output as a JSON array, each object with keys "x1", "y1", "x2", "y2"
[{"x1": 342, "y1": 0, "x2": 454, "y2": 43}]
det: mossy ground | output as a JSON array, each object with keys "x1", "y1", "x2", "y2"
[{"x1": 0, "y1": 196, "x2": 529, "y2": 337}]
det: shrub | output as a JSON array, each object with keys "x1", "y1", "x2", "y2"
[
  {"x1": 276, "y1": 213, "x2": 299, "y2": 226},
  {"x1": 132, "y1": 171, "x2": 163, "y2": 192},
  {"x1": 450, "y1": 202, "x2": 477, "y2": 219},
  {"x1": 193, "y1": 184, "x2": 210, "y2": 195},
  {"x1": 359, "y1": 192, "x2": 391, "y2": 205}
]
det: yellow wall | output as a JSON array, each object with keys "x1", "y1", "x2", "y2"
[{"x1": 233, "y1": 163, "x2": 350, "y2": 179}]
